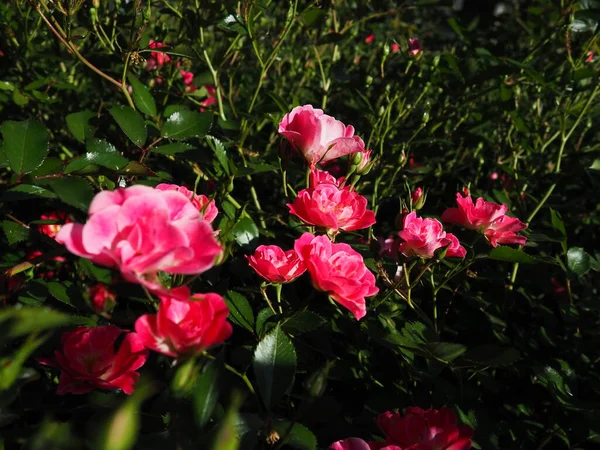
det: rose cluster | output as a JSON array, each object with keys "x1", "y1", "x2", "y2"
[
  {"x1": 42, "y1": 184, "x2": 232, "y2": 395},
  {"x1": 247, "y1": 105, "x2": 379, "y2": 320}
]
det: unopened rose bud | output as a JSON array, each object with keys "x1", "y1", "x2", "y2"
[
  {"x1": 171, "y1": 358, "x2": 198, "y2": 397},
  {"x1": 408, "y1": 37, "x2": 422, "y2": 57},
  {"x1": 411, "y1": 187, "x2": 426, "y2": 210},
  {"x1": 351, "y1": 150, "x2": 374, "y2": 175},
  {"x1": 89, "y1": 284, "x2": 116, "y2": 314},
  {"x1": 92, "y1": 0, "x2": 99, "y2": 7}
]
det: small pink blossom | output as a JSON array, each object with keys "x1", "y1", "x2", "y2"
[
  {"x1": 200, "y1": 85, "x2": 217, "y2": 110},
  {"x1": 398, "y1": 212, "x2": 466, "y2": 259},
  {"x1": 441, "y1": 192, "x2": 527, "y2": 247},
  {"x1": 246, "y1": 245, "x2": 306, "y2": 284},
  {"x1": 288, "y1": 183, "x2": 376, "y2": 233},
  {"x1": 146, "y1": 40, "x2": 171, "y2": 70},
  {"x1": 39, "y1": 212, "x2": 71, "y2": 239},
  {"x1": 56, "y1": 185, "x2": 222, "y2": 292},
  {"x1": 390, "y1": 43, "x2": 400, "y2": 54},
  {"x1": 294, "y1": 233, "x2": 379, "y2": 320},
  {"x1": 408, "y1": 38, "x2": 421, "y2": 56},
  {"x1": 365, "y1": 34, "x2": 375, "y2": 44},
  {"x1": 279, "y1": 105, "x2": 366, "y2": 165},
  {"x1": 88, "y1": 283, "x2": 116, "y2": 313}
]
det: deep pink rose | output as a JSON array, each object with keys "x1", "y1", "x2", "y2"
[
  {"x1": 146, "y1": 40, "x2": 171, "y2": 70},
  {"x1": 441, "y1": 192, "x2": 527, "y2": 247},
  {"x1": 38, "y1": 326, "x2": 148, "y2": 395},
  {"x1": 278, "y1": 105, "x2": 366, "y2": 164},
  {"x1": 329, "y1": 438, "x2": 400, "y2": 450},
  {"x1": 294, "y1": 233, "x2": 379, "y2": 320},
  {"x1": 56, "y1": 185, "x2": 222, "y2": 292},
  {"x1": 246, "y1": 245, "x2": 306, "y2": 283},
  {"x1": 135, "y1": 287, "x2": 232, "y2": 357},
  {"x1": 180, "y1": 69, "x2": 194, "y2": 86},
  {"x1": 365, "y1": 34, "x2": 375, "y2": 44},
  {"x1": 408, "y1": 38, "x2": 422, "y2": 56},
  {"x1": 309, "y1": 166, "x2": 344, "y2": 188},
  {"x1": 155, "y1": 183, "x2": 218, "y2": 223},
  {"x1": 375, "y1": 407, "x2": 474, "y2": 450},
  {"x1": 39, "y1": 211, "x2": 71, "y2": 239},
  {"x1": 200, "y1": 85, "x2": 217, "y2": 110},
  {"x1": 88, "y1": 283, "x2": 116, "y2": 313},
  {"x1": 288, "y1": 184, "x2": 376, "y2": 233},
  {"x1": 398, "y1": 212, "x2": 466, "y2": 259}
]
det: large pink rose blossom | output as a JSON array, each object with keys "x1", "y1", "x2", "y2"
[
  {"x1": 154, "y1": 183, "x2": 218, "y2": 223},
  {"x1": 135, "y1": 287, "x2": 232, "y2": 357},
  {"x1": 278, "y1": 105, "x2": 366, "y2": 164},
  {"x1": 246, "y1": 245, "x2": 306, "y2": 284},
  {"x1": 374, "y1": 407, "x2": 473, "y2": 450},
  {"x1": 56, "y1": 185, "x2": 222, "y2": 292},
  {"x1": 294, "y1": 233, "x2": 379, "y2": 320},
  {"x1": 38, "y1": 326, "x2": 148, "y2": 395},
  {"x1": 441, "y1": 192, "x2": 527, "y2": 247},
  {"x1": 398, "y1": 212, "x2": 466, "y2": 259},
  {"x1": 288, "y1": 184, "x2": 376, "y2": 233}
]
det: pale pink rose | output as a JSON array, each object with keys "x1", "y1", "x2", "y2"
[
  {"x1": 246, "y1": 245, "x2": 306, "y2": 283},
  {"x1": 56, "y1": 185, "x2": 222, "y2": 292},
  {"x1": 408, "y1": 37, "x2": 421, "y2": 56},
  {"x1": 375, "y1": 407, "x2": 473, "y2": 450},
  {"x1": 288, "y1": 183, "x2": 376, "y2": 232},
  {"x1": 135, "y1": 286, "x2": 232, "y2": 358},
  {"x1": 278, "y1": 105, "x2": 366, "y2": 164},
  {"x1": 294, "y1": 233, "x2": 379, "y2": 320},
  {"x1": 146, "y1": 40, "x2": 171, "y2": 70},
  {"x1": 155, "y1": 183, "x2": 218, "y2": 223},
  {"x1": 398, "y1": 212, "x2": 466, "y2": 259},
  {"x1": 441, "y1": 192, "x2": 527, "y2": 247}
]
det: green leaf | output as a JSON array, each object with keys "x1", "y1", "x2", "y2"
[
  {"x1": 154, "y1": 142, "x2": 195, "y2": 155},
  {"x1": 231, "y1": 217, "x2": 259, "y2": 247},
  {"x1": 271, "y1": 421, "x2": 316, "y2": 450},
  {"x1": 590, "y1": 159, "x2": 600, "y2": 170},
  {"x1": 423, "y1": 342, "x2": 467, "y2": 363},
  {"x1": 0, "y1": 307, "x2": 77, "y2": 344},
  {"x1": 487, "y1": 246, "x2": 538, "y2": 264},
  {"x1": 0, "y1": 333, "x2": 47, "y2": 390},
  {"x1": 0, "y1": 184, "x2": 57, "y2": 202},
  {"x1": 1, "y1": 221, "x2": 29, "y2": 245},
  {"x1": 36, "y1": 177, "x2": 94, "y2": 211},
  {"x1": 127, "y1": 74, "x2": 157, "y2": 117},
  {"x1": 253, "y1": 325, "x2": 297, "y2": 410},
  {"x1": 235, "y1": 163, "x2": 278, "y2": 177},
  {"x1": 0, "y1": 120, "x2": 49, "y2": 175},
  {"x1": 66, "y1": 110, "x2": 95, "y2": 143},
  {"x1": 567, "y1": 247, "x2": 591, "y2": 277},
  {"x1": 161, "y1": 109, "x2": 212, "y2": 140},
  {"x1": 210, "y1": 394, "x2": 242, "y2": 450},
  {"x1": 459, "y1": 345, "x2": 521, "y2": 367},
  {"x1": 194, "y1": 359, "x2": 222, "y2": 428},
  {"x1": 64, "y1": 139, "x2": 129, "y2": 174},
  {"x1": 281, "y1": 311, "x2": 326, "y2": 335},
  {"x1": 12, "y1": 90, "x2": 29, "y2": 106},
  {"x1": 109, "y1": 105, "x2": 147, "y2": 147},
  {"x1": 206, "y1": 135, "x2": 230, "y2": 175},
  {"x1": 76, "y1": 259, "x2": 113, "y2": 284},
  {"x1": 0, "y1": 81, "x2": 14, "y2": 91},
  {"x1": 224, "y1": 291, "x2": 255, "y2": 332},
  {"x1": 256, "y1": 308, "x2": 276, "y2": 335},
  {"x1": 47, "y1": 281, "x2": 80, "y2": 309}
]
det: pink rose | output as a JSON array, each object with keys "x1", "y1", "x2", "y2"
[
  {"x1": 38, "y1": 326, "x2": 148, "y2": 395},
  {"x1": 278, "y1": 105, "x2": 366, "y2": 165},
  {"x1": 390, "y1": 43, "x2": 400, "y2": 54},
  {"x1": 398, "y1": 212, "x2": 466, "y2": 259},
  {"x1": 155, "y1": 183, "x2": 218, "y2": 223},
  {"x1": 375, "y1": 407, "x2": 473, "y2": 450},
  {"x1": 146, "y1": 40, "x2": 171, "y2": 70},
  {"x1": 246, "y1": 245, "x2": 306, "y2": 284},
  {"x1": 309, "y1": 166, "x2": 344, "y2": 188},
  {"x1": 441, "y1": 192, "x2": 527, "y2": 247},
  {"x1": 88, "y1": 283, "x2": 116, "y2": 313},
  {"x1": 39, "y1": 211, "x2": 71, "y2": 239},
  {"x1": 408, "y1": 38, "x2": 421, "y2": 56},
  {"x1": 329, "y1": 438, "x2": 400, "y2": 450},
  {"x1": 180, "y1": 69, "x2": 194, "y2": 86},
  {"x1": 135, "y1": 286, "x2": 232, "y2": 357},
  {"x1": 294, "y1": 233, "x2": 379, "y2": 320},
  {"x1": 200, "y1": 85, "x2": 217, "y2": 110},
  {"x1": 288, "y1": 184, "x2": 376, "y2": 233},
  {"x1": 365, "y1": 34, "x2": 375, "y2": 44},
  {"x1": 56, "y1": 185, "x2": 222, "y2": 292}
]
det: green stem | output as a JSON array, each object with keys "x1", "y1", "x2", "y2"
[{"x1": 203, "y1": 353, "x2": 255, "y2": 395}]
